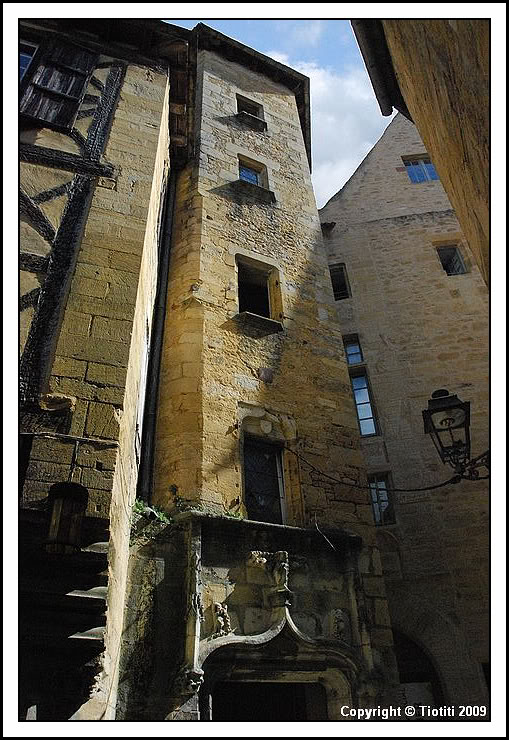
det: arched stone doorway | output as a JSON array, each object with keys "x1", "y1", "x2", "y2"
[
  {"x1": 392, "y1": 629, "x2": 445, "y2": 709},
  {"x1": 198, "y1": 621, "x2": 357, "y2": 721}
]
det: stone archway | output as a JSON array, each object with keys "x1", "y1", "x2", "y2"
[
  {"x1": 198, "y1": 620, "x2": 356, "y2": 721},
  {"x1": 389, "y1": 601, "x2": 488, "y2": 707}
]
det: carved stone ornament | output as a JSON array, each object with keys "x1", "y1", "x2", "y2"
[
  {"x1": 247, "y1": 550, "x2": 269, "y2": 568},
  {"x1": 247, "y1": 550, "x2": 289, "y2": 587},
  {"x1": 331, "y1": 608, "x2": 351, "y2": 643},
  {"x1": 212, "y1": 601, "x2": 233, "y2": 638},
  {"x1": 174, "y1": 664, "x2": 204, "y2": 697},
  {"x1": 248, "y1": 550, "x2": 293, "y2": 608}
]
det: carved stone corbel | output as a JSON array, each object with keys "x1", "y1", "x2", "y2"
[
  {"x1": 247, "y1": 549, "x2": 294, "y2": 609},
  {"x1": 173, "y1": 664, "x2": 204, "y2": 698}
]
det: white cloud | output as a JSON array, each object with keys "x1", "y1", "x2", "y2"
[
  {"x1": 291, "y1": 20, "x2": 325, "y2": 47},
  {"x1": 265, "y1": 51, "x2": 395, "y2": 208}
]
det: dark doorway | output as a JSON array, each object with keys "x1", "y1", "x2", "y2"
[
  {"x1": 211, "y1": 681, "x2": 327, "y2": 721},
  {"x1": 393, "y1": 630, "x2": 445, "y2": 707}
]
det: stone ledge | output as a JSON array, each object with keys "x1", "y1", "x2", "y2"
[
  {"x1": 235, "y1": 111, "x2": 268, "y2": 132},
  {"x1": 234, "y1": 311, "x2": 284, "y2": 335},
  {"x1": 230, "y1": 179, "x2": 276, "y2": 204}
]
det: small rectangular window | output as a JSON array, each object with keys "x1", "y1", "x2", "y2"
[
  {"x1": 239, "y1": 164, "x2": 260, "y2": 185},
  {"x1": 344, "y1": 336, "x2": 363, "y2": 365},
  {"x1": 437, "y1": 246, "x2": 467, "y2": 275},
  {"x1": 243, "y1": 438, "x2": 284, "y2": 524},
  {"x1": 20, "y1": 40, "x2": 97, "y2": 130},
  {"x1": 20, "y1": 40, "x2": 38, "y2": 80},
  {"x1": 368, "y1": 474, "x2": 395, "y2": 525},
  {"x1": 403, "y1": 156, "x2": 439, "y2": 183},
  {"x1": 329, "y1": 264, "x2": 351, "y2": 300},
  {"x1": 237, "y1": 95, "x2": 263, "y2": 119},
  {"x1": 237, "y1": 156, "x2": 269, "y2": 189},
  {"x1": 351, "y1": 372, "x2": 377, "y2": 436},
  {"x1": 238, "y1": 261, "x2": 271, "y2": 317}
]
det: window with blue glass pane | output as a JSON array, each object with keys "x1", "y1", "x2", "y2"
[
  {"x1": 239, "y1": 164, "x2": 260, "y2": 185},
  {"x1": 344, "y1": 338, "x2": 363, "y2": 365},
  {"x1": 351, "y1": 373, "x2": 376, "y2": 436},
  {"x1": 20, "y1": 41, "x2": 38, "y2": 80},
  {"x1": 403, "y1": 156, "x2": 439, "y2": 183}
]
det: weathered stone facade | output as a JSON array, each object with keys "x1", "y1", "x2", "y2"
[
  {"x1": 320, "y1": 113, "x2": 489, "y2": 709},
  {"x1": 352, "y1": 19, "x2": 489, "y2": 285},
  {"x1": 117, "y1": 40, "x2": 398, "y2": 721},
  {"x1": 18, "y1": 20, "x2": 489, "y2": 724}
]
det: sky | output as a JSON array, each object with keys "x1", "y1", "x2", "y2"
[{"x1": 164, "y1": 19, "x2": 394, "y2": 208}]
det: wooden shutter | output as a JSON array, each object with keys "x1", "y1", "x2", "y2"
[{"x1": 20, "y1": 40, "x2": 97, "y2": 131}]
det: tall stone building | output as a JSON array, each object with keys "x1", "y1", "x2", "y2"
[
  {"x1": 19, "y1": 19, "x2": 400, "y2": 721},
  {"x1": 320, "y1": 113, "x2": 490, "y2": 710}
]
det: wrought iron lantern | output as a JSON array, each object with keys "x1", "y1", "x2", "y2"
[
  {"x1": 46, "y1": 482, "x2": 89, "y2": 554},
  {"x1": 423, "y1": 389, "x2": 489, "y2": 480},
  {"x1": 422, "y1": 389, "x2": 471, "y2": 470}
]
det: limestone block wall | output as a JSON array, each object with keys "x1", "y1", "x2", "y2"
[
  {"x1": 382, "y1": 20, "x2": 490, "y2": 285},
  {"x1": 20, "y1": 61, "x2": 169, "y2": 518},
  {"x1": 154, "y1": 49, "x2": 365, "y2": 523},
  {"x1": 320, "y1": 115, "x2": 489, "y2": 705}
]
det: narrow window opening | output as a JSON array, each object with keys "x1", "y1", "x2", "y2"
[
  {"x1": 238, "y1": 261, "x2": 271, "y2": 317},
  {"x1": 368, "y1": 474, "x2": 395, "y2": 525},
  {"x1": 344, "y1": 336, "x2": 363, "y2": 365},
  {"x1": 329, "y1": 263, "x2": 351, "y2": 300},
  {"x1": 351, "y1": 372, "x2": 377, "y2": 436},
  {"x1": 437, "y1": 246, "x2": 467, "y2": 275},
  {"x1": 20, "y1": 40, "x2": 38, "y2": 80},
  {"x1": 239, "y1": 164, "x2": 260, "y2": 185},
  {"x1": 243, "y1": 438, "x2": 284, "y2": 524},
  {"x1": 402, "y1": 155, "x2": 439, "y2": 183},
  {"x1": 237, "y1": 95, "x2": 263, "y2": 119}
]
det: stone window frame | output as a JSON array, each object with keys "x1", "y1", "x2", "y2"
[
  {"x1": 236, "y1": 94, "x2": 267, "y2": 132},
  {"x1": 329, "y1": 263, "x2": 351, "y2": 300},
  {"x1": 401, "y1": 154, "x2": 439, "y2": 183},
  {"x1": 234, "y1": 154, "x2": 276, "y2": 203},
  {"x1": 237, "y1": 403, "x2": 305, "y2": 528},
  {"x1": 367, "y1": 472, "x2": 396, "y2": 526},
  {"x1": 234, "y1": 250, "x2": 284, "y2": 334},
  {"x1": 343, "y1": 334, "x2": 364, "y2": 366},
  {"x1": 349, "y1": 368, "x2": 379, "y2": 438},
  {"x1": 436, "y1": 245, "x2": 468, "y2": 276}
]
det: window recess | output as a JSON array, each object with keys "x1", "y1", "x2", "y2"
[
  {"x1": 19, "y1": 39, "x2": 97, "y2": 131},
  {"x1": 368, "y1": 474, "x2": 395, "y2": 525},
  {"x1": 351, "y1": 372, "x2": 377, "y2": 437},
  {"x1": 344, "y1": 336, "x2": 364, "y2": 365},
  {"x1": 437, "y1": 246, "x2": 467, "y2": 275},
  {"x1": 236, "y1": 95, "x2": 267, "y2": 131},
  {"x1": 234, "y1": 156, "x2": 275, "y2": 203},
  {"x1": 329, "y1": 263, "x2": 351, "y2": 300},
  {"x1": 19, "y1": 40, "x2": 38, "y2": 80},
  {"x1": 235, "y1": 255, "x2": 283, "y2": 333},
  {"x1": 243, "y1": 437, "x2": 285, "y2": 524},
  {"x1": 402, "y1": 155, "x2": 439, "y2": 183}
]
